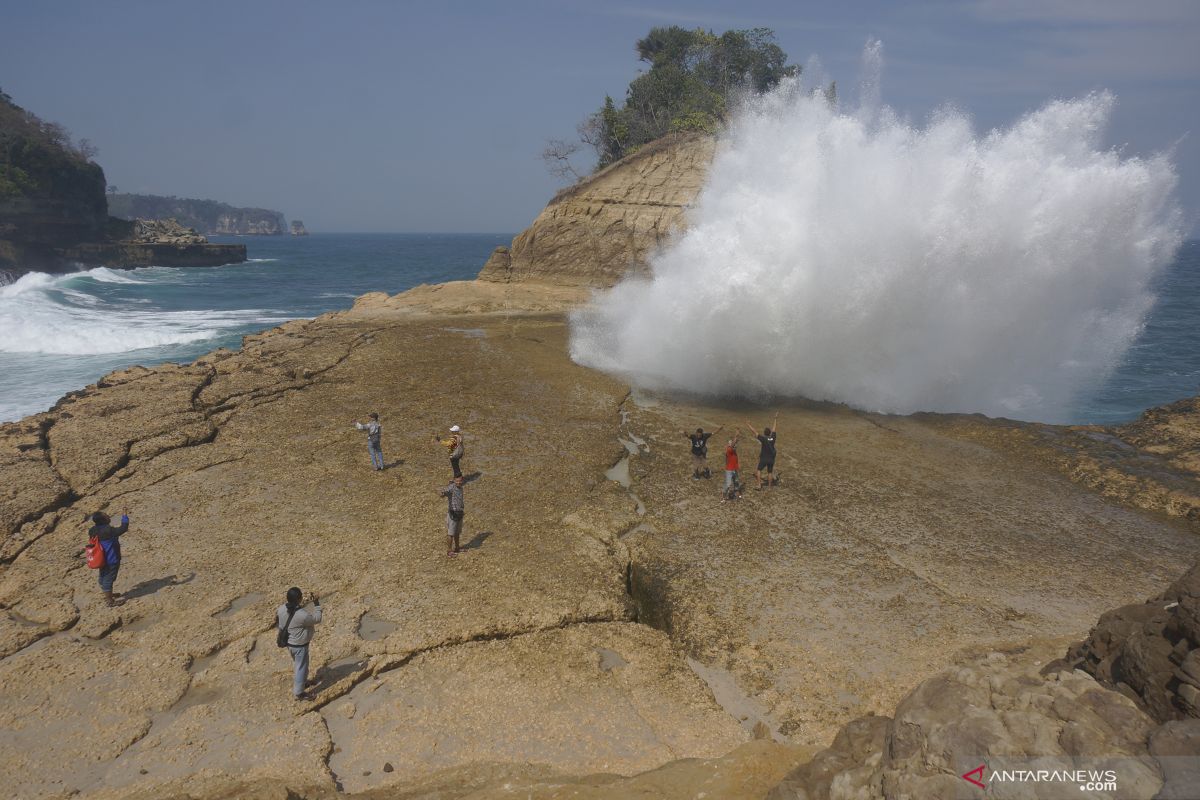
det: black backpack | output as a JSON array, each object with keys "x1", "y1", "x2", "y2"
[{"x1": 277, "y1": 605, "x2": 298, "y2": 647}]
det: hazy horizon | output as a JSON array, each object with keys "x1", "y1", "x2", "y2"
[{"x1": 3, "y1": 0, "x2": 1197, "y2": 234}]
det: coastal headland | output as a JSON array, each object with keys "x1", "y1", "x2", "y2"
[
  {"x1": 0, "y1": 92, "x2": 247, "y2": 280},
  {"x1": 2, "y1": 132, "x2": 1199, "y2": 798}
]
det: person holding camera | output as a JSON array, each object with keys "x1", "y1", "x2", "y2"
[
  {"x1": 439, "y1": 474, "x2": 465, "y2": 556},
  {"x1": 277, "y1": 587, "x2": 323, "y2": 700}
]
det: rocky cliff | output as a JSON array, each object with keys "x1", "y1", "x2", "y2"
[
  {"x1": 0, "y1": 93, "x2": 247, "y2": 277},
  {"x1": 108, "y1": 193, "x2": 287, "y2": 236},
  {"x1": 478, "y1": 132, "x2": 715, "y2": 287},
  {"x1": 0, "y1": 90, "x2": 108, "y2": 270}
]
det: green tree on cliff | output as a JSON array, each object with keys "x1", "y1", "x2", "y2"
[{"x1": 576, "y1": 26, "x2": 799, "y2": 170}]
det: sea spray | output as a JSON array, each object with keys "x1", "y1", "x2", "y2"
[{"x1": 569, "y1": 45, "x2": 1183, "y2": 422}]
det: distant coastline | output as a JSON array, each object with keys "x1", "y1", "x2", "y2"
[{"x1": 107, "y1": 193, "x2": 287, "y2": 236}]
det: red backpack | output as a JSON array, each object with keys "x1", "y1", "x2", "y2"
[{"x1": 85, "y1": 536, "x2": 106, "y2": 569}]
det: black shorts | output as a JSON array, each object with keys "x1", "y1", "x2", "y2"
[{"x1": 757, "y1": 459, "x2": 775, "y2": 472}]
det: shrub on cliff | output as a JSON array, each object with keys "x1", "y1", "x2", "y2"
[{"x1": 578, "y1": 27, "x2": 799, "y2": 170}]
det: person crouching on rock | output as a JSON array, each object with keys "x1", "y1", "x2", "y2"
[
  {"x1": 722, "y1": 435, "x2": 743, "y2": 503},
  {"x1": 433, "y1": 425, "x2": 465, "y2": 478},
  {"x1": 684, "y1": 425, "x2": 721, "y2": 479},
  {"x1": 278, "y1": 587, "x2": 322, "y2": 701},
  {"x1": 354, "y1": 412, "x2": 384, "y2": 471},
  {"x1": 89, "y1": 511, "x2": 130, "y2": 607},
  {"x1": 439, "y1": 474, "x2": 465, "y2": 556}
]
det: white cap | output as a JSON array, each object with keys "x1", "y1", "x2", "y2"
[{"x1": 449, "y1": 425, "x2": 461, "y2": 432}]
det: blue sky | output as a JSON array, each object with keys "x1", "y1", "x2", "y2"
[{"x1": 2, "y1": 0, "x2": 1197, "y2": 234}]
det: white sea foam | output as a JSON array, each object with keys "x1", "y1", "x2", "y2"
[
  {"x1": 569, "y1": 43, "x2": 1183, "y2": 422},
  {"x1": 0, "y1": 268, "x2": 290, "y2": 355},
  {"x1": 87, "y1": 267, "x2": 146, "y2": 284}
]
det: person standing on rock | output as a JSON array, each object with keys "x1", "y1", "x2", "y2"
[
  {"x1": 439, "y1": 474, "x2": 465, "y2": 556},
  {"x1": 278, "y1": 587, "x2": 323, "y2": 701},
  {"x1": 354, "y1": 412, "x2": 384, "y2": 471},
  {"x1": 88, "y1": 511, "x2": 130, "y2": 607},
  {"x1": 722, "y1": 434, "x2": 743, "y2": 502},
  {"x1": 684, "y1": 425, "x2": 721, "y2": 479},
  {"x1": 744, "y1": 414, "x2": 779, "y2": 489},
  {"x1": 433, "y1": 425, "x2": 465, "y2": 478}
]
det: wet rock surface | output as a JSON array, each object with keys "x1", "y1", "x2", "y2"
[{"x1": 617, "y1": 397, "x2": 1198, "y2": 746}]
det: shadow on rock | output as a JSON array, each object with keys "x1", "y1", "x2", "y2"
[
  {"x1": 123, "y1": 572, "x2": 196, "y2": 600},
  {"x1": 462, "y1": 530, "x2": 494, "y2": 551}
]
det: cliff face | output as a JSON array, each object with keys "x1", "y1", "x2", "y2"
[
  {"x1": 479, "y1": 133, "x2": 715, "y2": 287},
  {"x1": 0, "y1": 94, "x2": 246, "y2": 276},
  {"x1": 108, "y1": 193, "x2": 287, "y2": 235},
  {"x1": 0, "y1": 92, "x2": 109, "y2": 266}
]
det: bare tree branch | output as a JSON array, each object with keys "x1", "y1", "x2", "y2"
[{"x1": 541, "y1": 138, "x2": 583, "y2": 183}]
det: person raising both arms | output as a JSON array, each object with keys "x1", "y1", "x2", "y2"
[
  {"x1": 744, "y1": 413, "x2": 779, "y2": 489},
  {"x1": 433, "y1": 425, "x2": 465, "y2": 479},
  {"x1": 683, "y1": 425, "x2": 722, "y2": 479}
]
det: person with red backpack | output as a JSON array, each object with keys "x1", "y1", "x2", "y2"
[{"x1": 87, "y1": 511, "x2": 130, "y2": 607}]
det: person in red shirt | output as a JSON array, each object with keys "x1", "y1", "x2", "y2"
[{"x1": 722, "y1": 433, "x2": 743, "y2": 502}]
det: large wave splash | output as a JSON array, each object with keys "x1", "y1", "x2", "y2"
[
  {"x1": 0, "y1": 267, "x2": 287, "y2": 355},
  {"x1": 569, "y1": 50, "x2": 1183, "y2": 421}
]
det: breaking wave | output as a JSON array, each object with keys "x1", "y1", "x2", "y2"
[
  {"x1": 569, "y1": 43, "x2": 1183, "y2": 421},
  {"x1": 0, "y1": 268, "x2": 289, "y2": 355}
]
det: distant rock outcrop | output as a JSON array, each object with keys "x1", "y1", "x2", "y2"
[
  {"x1": 130, "y1": 217, "x2": 207, "y2": 245},
  {"x1": 478, "y1": 132, "x2": 715, "y2": 287},
  {"x1": 107, "y1": 193, "x2": 287, "y2": 235},
  {"x1": 56, "y1": 216, "x2": 244, "y2": 269},
  {"x1": 290, "y1": 219, "x2": 309, "y2": 236}
]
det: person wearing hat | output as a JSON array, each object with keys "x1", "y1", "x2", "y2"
[{"x1": 433, "y1": 425, "x2": 465, "y2": 478}]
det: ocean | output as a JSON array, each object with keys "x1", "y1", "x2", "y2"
[
  {"x1": 0, "y1": 233, "x2": 509, "y2": 423},
  {"x1": 0, "y1": 234, "x2": 1196, "y2": 426}
]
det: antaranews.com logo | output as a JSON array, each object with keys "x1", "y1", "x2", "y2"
[
  {"x1": 955, "y1": 755, "x2": 1194, "y2": 799},
  {"x1": 961, "y1": 763, "x2": 1117, "y2": 794}
]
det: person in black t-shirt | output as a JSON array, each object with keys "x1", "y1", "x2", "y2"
[
  {"x1": 743, "y1": 413, "x2": 779, "y2": 488},
  {"x1": 683, "y1": 425, "x2": 722, "y2": 479}
]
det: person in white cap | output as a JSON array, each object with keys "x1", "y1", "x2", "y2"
[{"x1": 433, "y1": 425, "x2": 465, "y2": 478}]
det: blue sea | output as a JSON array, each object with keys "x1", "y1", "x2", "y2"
[
  {"x1": 0, "y1": 233, "x2": 508, "y2": 422},
  {"x1": 0, "y1": 234, "x2": 1196, "y2": 426}
]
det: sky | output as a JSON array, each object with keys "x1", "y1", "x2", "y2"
[{"x1": 2, "y1": 0, "x2": 1197, "y2": 234}]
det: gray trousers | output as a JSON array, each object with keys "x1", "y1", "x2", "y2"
[{"x1": 288, "y1": 644, "x2": 309, "y2": 697}]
